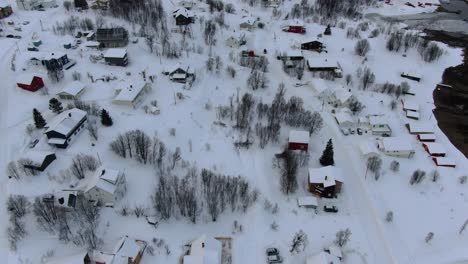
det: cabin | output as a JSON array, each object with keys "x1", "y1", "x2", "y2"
[
  {"x1": 432, "y1": 157, "x2": 456, "y2": 168},
  {"x1": 297, "y1": 196, "x2": 318, "y2": 210},
  {"x1": 40, "y1": 52, "x2": 75, "y2": 70},
  {"x1": 422, "y1": 143, "x2": 446, "y2": 157},
  {"x1": 417, "y1": 134, "x2": 436, "y2": 142},
  {"x1": 401, "y1": 72, "x2": 421, "y2": 82},
  {"x1": 76, "y1": 167, "x2": 125, "y2": 206},
  {"x1": 0, "y1": 2, "x2": 13, "y2": 19},
  {"x1": 57, "y1": 81, "x2": 86, "y2": 100},
  {"x1": 173, "y1": 8, "x2": 195, "y2": 26},
  {"x1": 104, "y1": 48, "x2": 128, "y2": 66},
  {"x1": 377, "y1": 137, "x2": 415, "y2": 158},
  {"x1": 406, "y1": 123, "x2": 434, "y2": 135},
  {"x1": 334, "y1": 111, "x2": 354, "y2": 130},
  {"x1": 225, "y1": 34, "x2": 246, "y2": 48},
  {"x1": 308, "y1": 166, "x2": 343, "y2": 198},
  {"x1": 306, "y1": 58, "x2": 342, "y2": 78},
  {"x1": 17, "y1": 75, "x2": 44, "y2": 92},
  {"x1": 239, "y1": 16, "x2": 258, "y2": 30},
  {"x1": 288, "y1": 130, "x2": 309, "y2": 152},
  {"x1": 358, "y1": 141, "x2": 379, "y2": 158},
  {"x1": 301, "y1": 41, "x2": 325, "y2": 53},
  {"x1": 183, "y1": 235, "x2": 222, "y2": 264},
  {"x1": 22, "y1": 151, "x2": 56, "y2": 172},
  {"x1": 163, "y1": 64, "x2": 195, "y2": 83},
  {"x1": 113, "y1": 82, "x2": 152, "y2": 108},
  {"x1": 369, "y1": 115, "x2": 392, "y2": 137},
  {"x1": 96, "y1": 27, "x2": 129, "y2": 48},
  {"x1": 45, "y1": 108, "x2": 87, "y2": 148},
  {"x1": 282, "y1": 21, "x2": 306, "y2": 34}
]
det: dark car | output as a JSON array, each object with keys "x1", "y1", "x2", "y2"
[
  {"x1": 266, "y1": 248, "x2": 283, "y2": 263},
  {"x1": 323, "y1": 205, "x2": 338, "y2": 213},
  {"x1": 357, "y1": 128, "x2": 363, "y2": 135},
  {"x1": 6, "y1": 34, "x2": 15, "y2": 38}
]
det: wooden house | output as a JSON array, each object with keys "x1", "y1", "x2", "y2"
[
  {"x1": 377, "y1": 137, "x2": 415, "y2": 158},
  {"x1": 104, "y1": 48, "x2": 128, "y2": 66},
  {"x1": 183, "y1": 235, "x2": 222, "y2": 264},
  {"x1": 0, "y1": 2, "x2": 13, "y2": 19},
  {"x1": 301, "y1": 41, "x2": 325, "y2": 53},
  {"x1": 401, "y1": 72, "x2": 421, "y2": 82},
  {"x1": 422, "y1": 143, "x2": 446, "y2": 157},
  {"x1": 17, "y1": 75, "x2": 44, "y2": 92},
  {"x1": 225, "y1": 33, "x2": 246, "y2": 48},
  {"x1": 22, "y1": 151, "x2": 56, "y2": 172},
  {"x1": 306, "y1": 57, "x2": 342, "y2": 77},
  {"x1": 173, "y1": 8, "x2": 195, "y2": 26},
  {"x1": 113, "y1": 82, "x2": 152, "y2": 108},
  {"x1": 163, "y1": 64, "x2": 195, "y2": 83},
  {"x1": 96, "y1": 27, "x2": 129, "y2": 48},
  {"x1": 288, "y1": 130, "x2": 309, "y2": 152},
  {"x1": 432, "y1": 157, "x2": 456, "y2": 168},
  {"x1": 308, "y1": 166, "x2": 343, "y2": 198},
  {"x1": 282, "y1": 21, "x2": 306, "y2": 34},
  {"x1": 57, "y1": 81, "x2": 86, "y2": 100},
  {"x1": 45, "y1": 108, "x2": 87, "y2": 148}
]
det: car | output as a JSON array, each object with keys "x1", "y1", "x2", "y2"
[
  {"x1": 266, "y1": 248, "x2": 283, "y2": 263},
  {"x1": 14, "y1": 35, "x2": 22, "y2": 39},
  {"x1": 28, "y1": 139, "x2": 39, "y2": 148},
  {"x1": 357, "y1": 128, "x2": 363, "y2": 135},
  {"x1": 323, "y1": 205, "x2": 338, "y2": 213},
  {"x1": 6, "y1": 34, "x2": 14, "y2": 38},
  {"x1": 22, "y1": 21, "x2": 30, "y2": 25},
  {"x1": 349, "y1": 128, "x2": 355, "y2": 135},
  {"x1": 27, "y1": 46, "x2": 39, "y2": 51}
]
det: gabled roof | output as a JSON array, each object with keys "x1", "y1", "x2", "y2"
[
  {"x1": 17, "y1": 74, "x2": 41, "y2": 85},
  {"x1": 379, "y1": 137, "x2": 414, "y2": 152},
  {"x1": 76, "y1": 167, "x2": 121, "y2": 194},
  {"x1": 407, "y1": 123, "x2": 434, "y2": 134},
  {"x1": 104, "y1": 48, "x2": 127, "y2": 59},
  {"x1": 45, "y1": 108, "x2": 87, "y2": 136},
  {"x1": 23, "y1": 151, "x2": 55, "y2": 166},
  {"x1": 306, "y1": 55, "x2": 339, "y2": 68},
  {"x1": 114, "y1": 82, "x2": 149, "y2": 102},
  {"x1": 289, "y1": 130, "x2": 309, "y2": 144},
  {"x1": 184, "y1": 235, "x2": 222, "y2": 264},
  {"x1": 423, "y1": 142, "x2": 446, "y2": 154},
  {"x1": 173, "y1": 7, "x2": 194, "y2": 18},
  {"x1": 308, "y1": 166, "x2": 343, "y2": 187},
  {"x1": 58, "y1": 81, "x2": 86, "y2": 97}
]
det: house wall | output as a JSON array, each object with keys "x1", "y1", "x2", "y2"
[
  {"x1": 383, "y1": 149, "x2": 414, "y2": 158},
  {"x1": 87, "y1": 187, "x2": 114, "y2": 205},
  {"x1": 39, "y1": 154, "x2": 57, "y2": 171},
  {"x1": 105, "y1": 56, "x2": 128, "y2": 66},
  {"x1": 288, "y1": 142, "x2": 308, "y2": 152}
]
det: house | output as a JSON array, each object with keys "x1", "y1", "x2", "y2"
[
  {"x1": 173, "y1": 8, "x2": 195, "y2": 26},
  {"x1": 57, "y1": 81, "x2": 86, "y2": 100},
  {"x1": 417, "y1": 134, "x2": 436, "y2": 142},
  {"x1": 113, "y1": 82, "x2": 152, "y2": 108},
  {"x1": 90, "y1": 236, "x2": 147, "y2": 264},
  {"x1": 225, "y1": 33, "x2": 246, "y2": 48},
  {"x1": 0, "y1": 1, "x2": 13, "y2": 19},
  {"x1": 183, "y1": 235, "x2": 222, "y2": 264},
  {"x1": 17, "y1": 74, "x2": 44, "y2": 92},
  {"x1": 239, "y1": 16, "x2": 258, "y2": 30},
  {"x1": 46, "y1": 251, "x2": 89, "y2": 264},
  {"x1": 301, "y1": 41, "x2": 325, "y2": 53},
  {"x1": 22, "y1": 151, "x2": 56, "y2": 172},
  {"x1": 432, "y1": 157, "x2": 456, "y2": 168},
  {"x1": 422, "y1": 143, "x2": 446, "y2": 157},
  {"x1": 282, "y1": 21, "x2": 306, "y2": 34},
  {"x1": 308, "y1": 166, "x2": 343, "y2": 198},
  {"x1": 297, "y1": 196, "x2": 318, "y2": 210},
  {"x1": 306, "y1": 57, "x2": 342, "y2": 77},
  {"x1": 96, "y1": 27, "x2": 129, "y2": 48},
  {"x1": 406, "y1": 110, "x2": 420, "y2": 120},
  {"x1": 45, "y1": 108, "x2": 87, "y2": 148},
  {"x1": 377, "y1": 137, "x2": 415, "y2": 158},
  {"x1": 76, "y1": 167, "x2": 125, "y2": 206},
  {"x1": 328, "y1": 89, "x2": 353, "y2": 108},
  {"x1": 334, "y1": 111, "x2": 354, "y2": 130},
  {"x1": 402, "y1": 99, "x2": 419, "y2": 112},
  {"x1": 104, "y1": 48, "x2": 128, "y2": 66},
  {"x1": 358, "y1": 141, "x2": 379, "y2": 158},
  {"x1": 163, "y1": 64, "x2": 195, "y2": 83},
  {"x1": 288, "y1": 130, "x2": 309, "y2": 152},
  {"x1": 40, "y1": 52, "x2": 75, "y2": 70},
  {"x1": 401, "y1": 72, "x2": 421, "y2": 82},
  {"x1": 369, "y1": 115, "x2": 392, "y2": 136},
  {"x1": 406, "y1": 123, "x2": 434, "y2": 135},
  {"x1": 277, "y1": 49, "x2": 304, "y2": 61},
  {"x1": 52, "y1": 190, "x2": 80, "y2": 209}
]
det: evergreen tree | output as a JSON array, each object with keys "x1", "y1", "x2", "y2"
[
  {"x1": 100, "y1": 109, "x2": 113, "y2": 126},
  {"x1": 33, "y1": 108, "x2": 46, "y2": 129},
  {"x1": 49, "y1": 98, "x2": 63, "y2": 113},
  {"x1": 319, "y1": 139, "x2": 334, "y2": 166}
]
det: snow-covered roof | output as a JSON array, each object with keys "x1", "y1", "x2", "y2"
[
  {"x1": 407, "y1": 123, "x2": 434, "y2": 134},
  {"x1": 104, "y1": 48, "x2": 127, "y2": 59},
  {"x1": 114, "y1": 82, "x2": 149, "y2": 102},
  {"x1": 406, "y1": 111, "x2": 420, "y2": 119},
  {"x1": 46, "y1": 251, "x2": 88, "y2": 264},
  {"x1": 358, "y1": 116, "x2": 370, "y2": 125},
  {"x1": 77, "y1": 167, "x2": 121, "y2": 194},
  {"x1": 90, "y1": 251, "x2": 114, "y2": 264},
  {"x1": 173, "y1": 7, "x2": 194, "y2": 18},
  {"x1": 306, "y1": 251, "x2": 341, "y2": 264},
  {"x1": 113, "y1": 236, "x2": 145, "y2": 259},
  {"x1": 84, "y1": 41, "x2": 100, "y2": 47},
  {"x1": 418, "y1": 134, "x2": 436, "y2": 141},
  {"x1": 17, "y1": 74, "x2": 40, "y2": 85},
  {"x1": 45, "y1": 108, "x2": 87, "y2": 136},
  {"x1": 58, "y1": 81, "x2": 86, "y2": 96},
  {"x1": 433, "y1": 157, "x2": 456, "y2": 166},
  {"x1": 423, "y1": 143, "x2": 446, "y2": 154},
  {"x1": 285, "y1": 20, "x2": 304, "y2": 27},
  {"x1": 289, "y1": 130, "x2": 309, "y2": 144},
  {"x1": 42, "y1": 52, "x2": 66, "y2": 61},
  {"x1": 402, "y1": 71, "x2": 421, "y2": 78},
  {"x1": 172, "y1": 73, "x2": 187, "y2": 79},
  {"x1": 23, "y1": 151, "x2": 55, "y2": 166},
  {"x1": 48, "y1": 138, "x2": 66, "y2": 145},
  {"x1": 297, "y1": 196, "x2": 318, "y2": 207},
  {"x1": 369, "y1": 115, "x2": 388, "y2": 126},
  {"x1": 165, "y1": 63, "x2": 194, "y2": 75},
  {"x1": 306, "y1": 55, "x2": 339, "y2": 68},
  {"x1": 240, "y1": 16, "x2": 257, "y2": 26},
  {"x1": 359, "y1": 141, "x2": 379, "y2": 157},
  {"x1": 184, "y1": 235, "x2": 222, "y2": 264},
  {"x1": 379, "y1": 137, "x2": 414, "y2": 152},
  {"x1": 333, "y1": 89, "x2": 353, "y2": 103},
  {"x1": 402, "y1": 100, "x2": 419, "y2": 111},
  {"x1": 280, "y1": 49, "x2": 303, "y2": 57},
  {"x1": 308, "y1": 166, "x2": 343, "y2": 187},
  {"x1": 334, "y1": 111, "x2": 354, "y2": 125}
]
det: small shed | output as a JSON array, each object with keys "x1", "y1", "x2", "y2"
[
  {"x1": 297, "y1": 196, "x2": 318, "y2": 209},
  {"x1": 417, "y1": 134, "x2": 436, "y2": 142},
  {"x1": 422, "y1": 143, "x2": 446, "y2": 157},
  {"x1": 57, "y1": 81, "x2": 86, "y2": 100},
  {"x1": 282, "y1": 21, "x2": 306, "y2": 34},
  {"x1": 288, "y1": 130, "x2": 309, "y2": 152},
  {"x1": 17, "y1": 75, "x2": 44, "y2": 92},
  {"x1": 432, "y1": 157, "x2": 456, "y2": 168},
  {"x1": 301, "y1": 40, "x2": 324, "y2": 52},
  {"x1": 22, "y1": 151, "x2": 56, "y2": 172}
]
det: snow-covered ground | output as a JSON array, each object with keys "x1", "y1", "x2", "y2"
[{"x1": 1, "y1": 0, "x2": 468, "y2": 263}]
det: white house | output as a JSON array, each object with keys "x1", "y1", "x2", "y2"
[
  {"x1": 225, "y1": 33, "x2": 246, "y2": 48},
  {"x1": 334, "y1": 111, "x2": 354, "y2": 130},
  {"x1": 57, "y1": 81, "x2": 86, "y2": 100},
  {"x1": 77, "y1": 167, "x2": 125, "y2": 206},
  {"x1": 358, "y1": 141, "x2": 379, "y2": 158},
  {"x1": 406, "y1": 123, "x2": 434, "y2": 135},
  {"x1": 368, "y1": 115, "x2": 392, "y2": 136},
  {"x1": 378, "y1": 137, "x2": 415, "y2": 158},
  {"x1": 113, "y1": 82, "x2": 152, "y2": 108},
  {"x1": 45, "y1": 108, "x2": 87, "y2": 148},
  {"x1": 183, "y1": 235, "x2": 222, "y2": 264}
]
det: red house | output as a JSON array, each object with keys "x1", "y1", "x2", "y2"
[
  {"x1": 432, "y1": 157, "x2": 456, "y2": 168},
  {"x1": 422, "y1": 143, "x2": 446, "y2": 157},
  {"x1": 17, "y1": 75, "x2": 44, "y2": 92},
  {"x1": 283, "y1": 25, "x2": 306, "y2": 34},
  {"x1": 288, "y1": 130, "x2": 309, "y2": 152}
]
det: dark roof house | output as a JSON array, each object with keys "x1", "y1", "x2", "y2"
[
  {"x1": 96, "y1": 27, "x2": 129, "y2": 48},
  {"x1": 45, "y1": 108, "x2": 87, "y2": 148},
  {"x1": 173, "y1": 8, "x2": 195, "y2": 26}
]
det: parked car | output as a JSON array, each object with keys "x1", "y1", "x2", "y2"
[
  {"x1": 349, "y1": 128, "x2": 355, "y2": 135},
  {"x1": 340, "y1": 128, "x2": 349, "y2": 136},
  {"x1": 27, "y1": 46, "x2": 39, "y2": 51},
  {"x1": 357, "y1": 128, "x2": 363, "y2": 135},
  {"x1": 266, "y1": 248, "x2": 283, "y2": 263},
  {"x1": 323, "y1": 205, "x2": 338, "y2": 213},
  {"x1": 28, "y1": 139, "x2": 39, "y2": 148},
  {"x1": 22, "y1": 21, "x2": 30, "y2": 25}
]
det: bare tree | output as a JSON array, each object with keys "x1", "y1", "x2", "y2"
[
  {"x1": 290, "y1": 230, "x2": 308, "y2": 254},
  {"x1": 425, "y1": 232, "x2": 434, "y2": 243},
  {"x1": 355, "y1": 39, "x2": 370, "y2": 57},
  {"x1": 390, "y1": 160, "x2": 399, "y2": 172},
  {"x1": 459, "y1": 219, "x2": 468, "y2": 235},
  {"x1": 360, "y1": 67, "x2": 375, "y2": 90},
  {"x1": 410, "y1": 169, "x2": 426, "y2": 185},
  {"x1": 335, "y1": 228, "x2": 352, "y2": 247},
  {"x1": 87, "y1": 119, "x2": 99, "y2": 141},
  {"x1": 366, "y1": 155, "x2": 382, "y2": 180},
  {"x1": 385, "y1": 211, "x2": 394, "y2": 223}
]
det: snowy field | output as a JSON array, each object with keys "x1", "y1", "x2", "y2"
[{"x1": 1, "y1": 0, "x2": 468, "y2": 264}]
